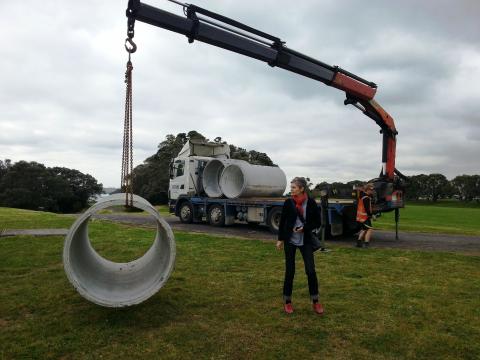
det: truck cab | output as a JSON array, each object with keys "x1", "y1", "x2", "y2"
[{"x1": 169, "y1": 139, "x2": 230, "y2": 206}]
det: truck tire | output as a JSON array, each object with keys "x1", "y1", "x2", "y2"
[
  {"x1": 179, "y1": 201, "x2": 193, "y2": 224},
  {"x1": 267, "y1": 206, "x2": 283, "y2": 234},
  {"x1": 208, "y1": 205, "x2": 225, "y2": 227}
]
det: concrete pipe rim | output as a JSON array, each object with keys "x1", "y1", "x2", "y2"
[
  {"x1": 63, "y1": 193, "x2": 176, "y2": 307},
  {"x1": 203, "y1": 159, "x2": 225, "y2": 198},
  {"x1": 220, "y1": 164, "x2": 247, "y2": 199}
]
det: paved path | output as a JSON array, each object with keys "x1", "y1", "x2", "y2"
[
  {"x1": 0, "y1": 229, "x2": 69, "y2": 237},
  {"x1": 3, "y1": 214, "x2": 479, "y2": 255},
  {"x1": 92, "y1": 214, "x2": 480, "y2": 255}
]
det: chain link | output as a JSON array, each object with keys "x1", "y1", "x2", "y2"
[
  {"x1": 121, "y1": 60, "x2": 134, "y2": 207},
  {"x1": 121, "y1": 7, "x2": 137, "y2": 207}
]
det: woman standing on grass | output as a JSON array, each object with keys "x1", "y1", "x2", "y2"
[{"x1": 276, "y1": 177, "x2": 324, "y2": 315}]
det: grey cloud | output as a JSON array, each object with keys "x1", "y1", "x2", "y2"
[{"x1": 1, "y1": 0, "x2": 479, "y2": 187}]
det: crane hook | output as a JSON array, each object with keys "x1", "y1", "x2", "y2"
[{"x1": 125, "y1": 37, "x2": 137, "y2": 54}]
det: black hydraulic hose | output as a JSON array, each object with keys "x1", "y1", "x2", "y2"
[{"x1": 394, "y1": 168, "x2": 408, "y2": 180}]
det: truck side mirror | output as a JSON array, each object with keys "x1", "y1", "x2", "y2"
[{"x1": 169, "y1": 162, "x2": 174, "y2": 179}]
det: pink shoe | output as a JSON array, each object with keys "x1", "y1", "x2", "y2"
[
  {"x1": 284, "y1": 303, "x2": 294, "y2": 314},
  {"x1": 312, "y1": 303, "x2": 324, "y2": 315}
]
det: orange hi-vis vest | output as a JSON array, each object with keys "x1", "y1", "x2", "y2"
[{"x1": 356, "y1": 195, "x2": 370, "y2": 222}]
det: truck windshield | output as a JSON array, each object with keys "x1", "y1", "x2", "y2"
[{"x1": 174, "y1": 160, "x2": 185, "y2": 177}]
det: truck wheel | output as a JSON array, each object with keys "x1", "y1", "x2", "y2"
[
  {"x1": 208, "y1": 205, "x2": 225, "y2": 227},
  {"x1": 179, "y1": 202, "x2": 193, "y2": 223},
  {"x1": 267, "y1": 207, "x2": 282, "y2": 234}
]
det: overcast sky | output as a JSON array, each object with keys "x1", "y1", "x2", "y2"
[{"x1": 1, "y1": 0, "x2": 479, "y2": 188}]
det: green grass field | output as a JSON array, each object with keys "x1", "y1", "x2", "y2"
[
  {"x1": 0, "y1": 207, "x2": 75, "y2": 229},
  {"x1": 406, "y1": 200, "x2": 480, "y2": 208},
  {"x1": 3, "y1": 200, "x2": 480, "y2": 238},
  {"x1": 1, "y1": 209, "x2": 479, "y2": 359},
  {"x1": 0, "y1": 206, "x2": 171, "y2": 231},
  {"x1": 96, "y1": 205, "x2": 171, "y2": 217},
  {"x1": 374, "y1": 202, "x2": 480, "y2": 236}
]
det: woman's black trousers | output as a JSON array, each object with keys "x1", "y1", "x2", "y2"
[{"x1": 283, "y1": 241, "x2": 319, "y2": 301}]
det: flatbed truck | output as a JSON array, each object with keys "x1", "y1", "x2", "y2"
[{"x1": 168, "y1": 140, "x2": 359, "y2": 236}]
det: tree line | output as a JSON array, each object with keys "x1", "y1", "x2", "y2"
[
  {"x1": 133, "y1": 131, "x2": 479, "y2": 204},
  {"x1": 132, "y1": 131, "x2": 275, "y2": 204},
  {"x1": 406, "y1": 174, "x2": 479, "y2": 202},
  {"x1": 0, "y1": 131, "x2": 274, "y2": 212},
  {"x1": 1, "y1": 131, "x2": 478, "y2": 212},
  {"x1": 314, "y1": 174, "x2": 480, "y2": 202},
  {"x1": 0, "y1": 159, "x2": 103, "y2": 213}
]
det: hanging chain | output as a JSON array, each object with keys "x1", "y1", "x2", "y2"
[{"x1": 121, "y1": 17, "x2": 137, "y2": 207}]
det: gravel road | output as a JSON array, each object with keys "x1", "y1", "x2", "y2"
[
  {"x1": 92, "y1": 213, "x2": 480, "y2": 255},
  {"x1": 4, "y1": 213, "x2": 477, "y2": 255}
]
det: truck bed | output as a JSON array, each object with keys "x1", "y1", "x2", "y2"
[
  {"x1": 187, "y1": 196, "x2": 354, "y2": 206},
  {"x1": 171, "y1": 195, "x2": 358, "y2": 236}
]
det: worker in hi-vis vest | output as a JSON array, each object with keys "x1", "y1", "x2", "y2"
[{"x1": 356, "y1": 183, "x2": 375, "y2": 248}]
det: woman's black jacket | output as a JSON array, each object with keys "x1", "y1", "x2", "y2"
[{"x1": 277, "y1": 197, "x2": 321, "y2": 244}]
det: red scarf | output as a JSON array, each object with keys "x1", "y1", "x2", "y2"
[{"x1": 292, "y1": 192, "x2": 308, "y2": 216}]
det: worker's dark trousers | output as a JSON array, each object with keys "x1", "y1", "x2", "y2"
[{"x1": 283, "y1": 241, "x2": 319, "y2": 301}]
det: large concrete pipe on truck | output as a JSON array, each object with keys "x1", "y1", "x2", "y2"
[
  {"x1": 63, "y1": 193, "x2": 176, "y2": 307},
  {"x1": 202, "y1": 158, "x2": 247, "y2": 198},
  {"x1": 219, "y1": 162, "x2": 287, "y2": 199}
]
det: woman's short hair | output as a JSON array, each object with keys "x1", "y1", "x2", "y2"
[{"x1": 291, "y1": 177, "x2": 308, "y2": 191}]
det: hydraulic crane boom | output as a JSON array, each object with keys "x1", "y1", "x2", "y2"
[{"x1": 126, "y1": 0, "x2": 404, "y2": 211}]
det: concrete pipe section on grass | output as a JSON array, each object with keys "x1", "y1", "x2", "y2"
[
  {"x1": 220, "y1": 162, "x2": 287, "y2": 199},
  {"x1": 202, "y1": 158, "x2": 246, "y2": 198},
  {"x1": 63, "y1": 193, "x2": 176, "y2": 308}
]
